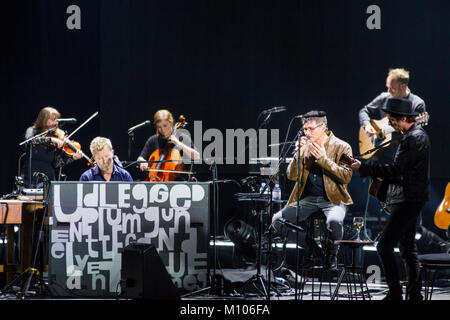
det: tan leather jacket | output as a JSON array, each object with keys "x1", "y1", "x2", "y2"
[{"x1": 287, "y1": 130, "x2": 353, "y2": 206}]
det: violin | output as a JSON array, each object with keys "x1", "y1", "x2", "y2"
[
  {"x1": 146, "y1": 115, "x2": 188, "y2": 182},
  {"x1": 46, "y1": 127, "x2": 95, "y2": 166}
]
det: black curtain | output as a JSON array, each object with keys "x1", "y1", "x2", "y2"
[{"x1": 1, "y1": 0, "x2": 449, "y2": 235}]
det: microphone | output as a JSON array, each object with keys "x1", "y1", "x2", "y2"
[
  {"x1": 56, "y1": 118, "x2": 77, "y2": 123},
  {"x1": 261, "y1": 106, "x2": 287, "y2": 114},
  {"x1": 295, "y1": 111, "x2": 327, "y2": 119},
  {"x1": 278, "y1": 218, "x2": 304, "y2": 232},
  {"x1": 113, "y1": 155, "x2": 123, "y2": 168},
  {"x1": 128, "y1": 120, "x2": 151, "y2": 133}
]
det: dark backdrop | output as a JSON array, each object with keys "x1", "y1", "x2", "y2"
[{"x1": 1, "y1": 0, "x2": 449, "y2": 237}]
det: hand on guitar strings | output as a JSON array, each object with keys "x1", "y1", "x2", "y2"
[{"x1": 364, "y1": 123, "x2": 376, "y2": 137}]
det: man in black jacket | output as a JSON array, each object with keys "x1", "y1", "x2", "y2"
[{"x1": 351, "y1": 98, "x2": 430, "y2": 300}]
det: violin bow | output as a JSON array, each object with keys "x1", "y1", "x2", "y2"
[{"x1": 66, "y1": 111, "x2": 99, "y2": 139}]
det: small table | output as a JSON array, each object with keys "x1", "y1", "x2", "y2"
[
  {"x1": 0, "y1": 200, "x2": 44, "y2": 285},
  {"x1": 331, "y1": 240, "x2": 375, "y2": 300}
]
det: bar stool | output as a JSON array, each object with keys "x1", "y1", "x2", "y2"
[
  {"x1": 331, "y1": 240, "x2": 374, "y2": 300},
  {"x1": 418, "y1": 253, "x2": 450, "y2": 300},
  {"x1": 298, "y1": 212, "x2": 341, "y2": 300}
]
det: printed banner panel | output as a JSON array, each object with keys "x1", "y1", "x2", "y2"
[{"x1": 48, "y1": 181, "x2": 210, "y2": 296}]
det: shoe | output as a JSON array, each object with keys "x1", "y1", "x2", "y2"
[
  {"x1": 382, "y1": 291, "x2": 403, "y2": 300},
  {"x1": 408, "y1": 293, "x2": 424, "y2": 301},
  {"x1": 324, "y1": 254, "x2": 337, "y2": 269}
]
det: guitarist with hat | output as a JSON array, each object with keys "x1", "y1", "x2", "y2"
[{"x1": 351, "y1": 97, "x2": 430, "y2": 300}]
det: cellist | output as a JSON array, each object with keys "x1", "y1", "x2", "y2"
[{"x1": 137, "y1": 109, "x2": 200, "y2": 180}]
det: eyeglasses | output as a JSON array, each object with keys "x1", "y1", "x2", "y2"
[{"x1": 303, "y1": 123, "x2": 323, "y2": 132}]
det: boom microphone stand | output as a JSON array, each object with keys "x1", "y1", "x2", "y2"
[
  {"x1": 180, "y1": 160, "x2": 223, "y2": 298},
  {"x1": 268, "y1": 116, "x2": 305, "y2": 301}
]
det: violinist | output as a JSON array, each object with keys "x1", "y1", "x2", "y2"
[
  {"x1": 80, "y1": 137, "x2": 133, "y2": 182},
  {"x1": 21, "y1": 106, "x2": 83, "y2": 187},
  {"x1": 137, "y1": 109, "x2": 200, "y2": 180}
]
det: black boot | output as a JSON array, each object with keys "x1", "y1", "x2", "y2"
[
  {"x1": 324, "y1": 240, "x2": 339, "y2": 269},
  {"x1": 382, "y1": 291, "x2": 403, "y2": 300},
  {"x1": 324, "y1": 254, "x2": 337, "y2": 269}
]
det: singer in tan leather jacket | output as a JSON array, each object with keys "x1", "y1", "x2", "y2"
[
  {"x1": 286, "y1": 130, "x2": 353, "y2": 206},
  {"x1": 272, "y1": 110, "x2": 353, "y2": 269}
]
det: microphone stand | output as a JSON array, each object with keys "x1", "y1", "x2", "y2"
[
  {"x1": 181, "y1": 160, "x2": 231, "y2": 298},
  {"x1": 294, "y1": 126, "x2": 304, "y2": 301},
  {"x1": 19, "y1": 127, "x2": 58, "y2": 188},
  {"x1": 253, "y1": 122, "x2": 302, "y2": 300},
  {"x1": 209, "y1": 160, "x2": 219, "y2": 294},
  {"x1": 269, "y1": 116, "x2": 305, "y2": 301},
  {"x1": 126, "y1": 120, "x2": 151, "y2": 160},
  {"x1": 127, "y1": 130, "x2": 134, "y2": 161}
]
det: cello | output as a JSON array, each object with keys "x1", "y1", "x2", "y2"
[{"x1": 145, "y1": 115, "x2": 190, "y2": 182}]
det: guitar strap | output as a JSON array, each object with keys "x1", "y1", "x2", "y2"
[{"x1": 359, "y1": 139, "x2": 393, "y2": 158}]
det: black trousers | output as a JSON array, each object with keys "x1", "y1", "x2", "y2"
[{"x1": 376, "y1": 201, "x2": 424, "y2": 297}]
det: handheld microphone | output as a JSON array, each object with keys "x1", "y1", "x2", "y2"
[
  {"x1": 261, "y1": 106, "x2": 287, "y2": 114},
  {"x1": 128, "y1": 120, "x2": 151, "y2": 133},
  {"x1": 56, "y1": 118, "x2": 77, "y2": 123},
  {"x1": 295, "y1": 111, "x2": 326, "y2": 119}
]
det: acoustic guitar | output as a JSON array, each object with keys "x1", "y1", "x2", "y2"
[
  {"x1": 340, "y1": 154, "x2": 390, "y2": 213},
  {"x1": 358, "y1": 112, "x2": 430, "y2": 159},
  {"x1": 434, "y1": 182, "x2": 450, "y2": 230}
]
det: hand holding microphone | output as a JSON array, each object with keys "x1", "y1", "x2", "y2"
[{"x1": 293, "y1": 136, "x2": 310, "y2": 159}]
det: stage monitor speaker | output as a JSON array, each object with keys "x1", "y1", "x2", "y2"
[{"x1": 121, "y1": 243, "x2": 180, "y2": 300}]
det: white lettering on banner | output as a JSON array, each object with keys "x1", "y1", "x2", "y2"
[
  {"x1": 83, "y1": 183, "x2": 98, "y2": 207},
  {"x1": 100, "y1": 184, "x2": 117, "y2": 208},
  {"x1": 144, "y1": 207, "x2": 159, "y2": 238},
  {"x1": 66, "y1": 265, "x2": 81, "y2": 290},
  {"x1": 118, "y1": 184, "x2": 131, "y2": 208},
  {"x1": 170, "y1": 184, "x2": 191, "y2": 208},
  {"x1": 131, "y1": 184, "x2": 147, "y2": 212},
  {"x1": 149, "y1": 184, "x2": 169, "y2": 203},
  {"x1": 51, "y1": 242, "x2": 65, "y2": 259},
  {"x1": 49, "y1": 182, "x2": 209, "y2": 294}
]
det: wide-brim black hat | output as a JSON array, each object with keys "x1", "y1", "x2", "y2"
[{"x1": 382, "y1": 98, "x2": 418, "y2": 116}]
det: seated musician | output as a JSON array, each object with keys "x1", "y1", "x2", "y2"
[
  {"x1": 80, "y1": 137, "x2": 133, "y2": 182},
  {"x1": 271, "y1": 110, "x2": 353, "y2": 269},
  {"x1": 21, "y1": 106, "x2": 83, "y2": 187},
  {"x1": 137, "y1": 109, "x2": 200, "y2": 180}
]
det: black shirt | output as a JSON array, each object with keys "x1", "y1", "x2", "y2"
[
  {"x1": 302, "y1": 162, "x2": 327, "y2": 198},
  {"x1": 21, "y1": 127, "x2": 73, "y2": 187},
  {"x1": 139, "y1": 133, "x2": 192, "y2": 160}
]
